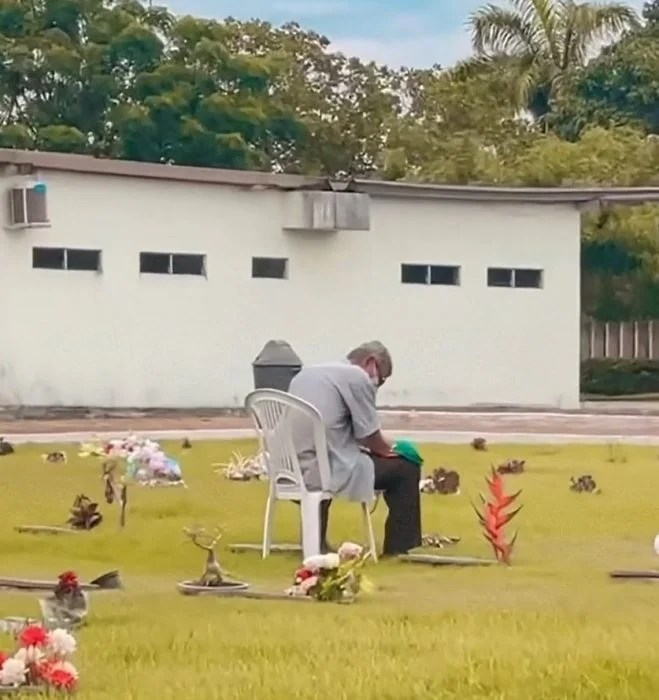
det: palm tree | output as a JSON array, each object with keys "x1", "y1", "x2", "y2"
[{"x1": 467, "y1": 0, "x2": 639, "y2": 118}]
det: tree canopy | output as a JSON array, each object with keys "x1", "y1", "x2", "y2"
[{"x1": 0, "y1": 0, "x2": 657, "y2": 319}]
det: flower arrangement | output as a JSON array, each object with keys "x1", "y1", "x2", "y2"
[
  {"x1": 473, "y1": 468, "x2": 522, "y2": 565},
  {"x1": 0, "y1": 624, "x2": 78, "y2": 692},
  {"x1": 497, "y1": 459, "x2": 525, "y2": 475},
  {"x1": 79, "y1": 434, "x2": 184, "y2": 487},
  {"x1": 569, "y1": 474, "x2": 600, "y2": 494},
  {"x1": 39, "y1": 571, "x2": 88, "y2": 629},
  {"x1": 41, "y1": 451, "x2": 67, "y2": 464},
  {"x1": 419, "y1": 467, "x2": 460, "y2": 495},
  {"x1": 285, "y1": 542, "x2": 371, "y2": 602},
  {"x1": 213, "y1": 451, "x2": 266, "y2": 481}
]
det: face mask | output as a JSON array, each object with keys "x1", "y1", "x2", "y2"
[{"x1": 368, "y1": 360, "x2": 382, "y2": 388}]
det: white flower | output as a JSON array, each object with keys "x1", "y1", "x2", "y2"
[
  {"x1": 0, "y1": 657, "x2": 27, "y2": 686},
  {"x1": 47, "y1": 629, "x2": 77, "y2": 657},
  {"x1": 302, "y1": 555, "x2": 327, "y2": 572},
  {"x1": 322, "y1": 553, "x2": 340, "y2": 569},
  {"x1": 14, "y1": 646, "x2": 44, "y2": 664},
  {"x1": 303, "y1": 552, "x2": 340, "y2": 571},
  {"x1": 338, "y1": 542, "x2": 363, "y2": 561}
]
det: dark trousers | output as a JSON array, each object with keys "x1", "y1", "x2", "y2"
[{"x1": 319, "y1": 455, "x2": 422, "y2": 556}]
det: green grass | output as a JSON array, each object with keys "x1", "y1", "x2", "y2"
[{"x1": 1, "y1": 440, "x2": 659, "y2": 699}]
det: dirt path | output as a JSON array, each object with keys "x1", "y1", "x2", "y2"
[{"x1": 0, "y1": 410, "x2": 657, "y2": 436}]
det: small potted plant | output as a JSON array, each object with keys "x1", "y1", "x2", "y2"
[{"x1": 177, "y1": 527, "x2": 249, "y2": 595}]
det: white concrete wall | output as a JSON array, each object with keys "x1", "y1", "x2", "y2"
[{"x1": 0, "y1": 169, "x2": 581, "y2": 408}]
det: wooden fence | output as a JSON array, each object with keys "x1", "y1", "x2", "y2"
[{"x1": 581, "y1": 319, "x2": 659, "y2": 360}]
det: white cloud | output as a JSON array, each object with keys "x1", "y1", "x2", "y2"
[
  {"x1": 331, "y1": 29, "x2": 472, "y2": 69},
  {"x1": 271, "y1": 0, "x2": 351, "y2": 16},
  {"x1": 331, "y1": 0, "x2": 649, "y2": 69}
]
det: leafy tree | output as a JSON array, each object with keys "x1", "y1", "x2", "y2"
[
  {"x1": 643, "y1": 0, "x2": 659, "y2": 23},
  {"x1": 467, "y1": 0, "x2": 639, "y2": 119},
  {"x1": 212, "y1": 19, "x2": 401, "y2": 175},
  {"x1": 382, "y1": 66, "x2": 537, "y2": 183},
  {"x1": 0, "y1": 1, "x2": 306, "y2": 168},
  {"x1": 553, "y1": 2, "x2": 659, "y2": 137}
]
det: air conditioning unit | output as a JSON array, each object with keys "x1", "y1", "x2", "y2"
[
  {"x1": 6, "y1": 182, "x2": 49, "y2": 230},
  {"x1": 282, "y1": 191, "x2": 370, "y2": 232}
]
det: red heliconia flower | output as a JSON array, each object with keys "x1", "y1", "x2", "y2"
[
  {"x1": 19, "y1": 624, "x2": 48, "y2": 648},
  {"x1": 473, "y1": 468, "x2": 522, "y2": 565}
]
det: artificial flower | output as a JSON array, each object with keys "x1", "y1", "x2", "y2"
[
  {"x1": 322, "y1": 553, "x2": 340, "y2": 569},
  {"x1": 47, "y1": 629, "x2": 77, "y2": 657},
  {"x1": 18, "y1": 625, "x2": 48, "y2": 649},
  {"x1": 302, "y1": 555, "x2": 328, "y2": 572},
  {"x1": 338, "y1": 542, "x2": 363, "y2": 561},
  {"x1": 299, "y1": 575, "x2": 319, "y2": 593},
  {"x1": 58, "y1": 570, "x2": 79, "y2": 587},
  {"x1": 40, "y1": 660, "x2": 78, "y2": 691},
  {"x1": 294, "y1": 568, "x2": 315, "y2": 583},
  {"x1": 48, "y1": 668, "x2": 77, "y2": 691},
  {"x1": 51, "y1": 660, "x2": 78, "y2": 680},
  {"x1": 0, "y1": 657, "x2": 26, "y2": 686},
  {"x1": 14, "y1": 646, "x2": 44, "y2": 664}
]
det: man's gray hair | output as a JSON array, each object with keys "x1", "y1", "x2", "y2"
[{"x1": 347, "y1": 341, "x2": 393, "y2": 375}]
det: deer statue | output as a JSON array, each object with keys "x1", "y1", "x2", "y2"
[{"x1": 183, "y1": 526, "x2": 225, "y2": 587}]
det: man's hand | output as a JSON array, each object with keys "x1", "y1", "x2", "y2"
[
  {"x1": 373, "y1": 448, "x2": 398, "y2": 458},
  {"x1": 360, "y1": 431, "x2": 396, "y2": 458}
]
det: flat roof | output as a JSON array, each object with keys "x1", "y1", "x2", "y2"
[{"x1": 1, "y1": 148, "x2": 658, "y2": 206}]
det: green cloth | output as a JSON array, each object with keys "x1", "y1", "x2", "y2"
[{"x1": 392, "y1": 439, "x2": 423, "y2": 466}]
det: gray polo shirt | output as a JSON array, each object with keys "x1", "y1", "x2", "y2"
[{"x1": 288, "y1": 361, "x2": 379, "y2": 502}]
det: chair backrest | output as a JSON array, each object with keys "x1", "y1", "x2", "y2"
[{"x1": 244, "y1": 388, "x2": 332, "y2": 496}]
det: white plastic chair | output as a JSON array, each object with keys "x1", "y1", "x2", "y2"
[{"x1": 244, "y1": 388, "x2": 378, "y2": 562}]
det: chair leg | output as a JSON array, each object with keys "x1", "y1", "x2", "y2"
[
  {"x1": 262, "y1": 495, "x2": 276, "y2": 559},
  {"x1": 362, "y1": 502, "x2": 378, "y2": 563},
  {"x1": 300, "y1": 497, "x2": 322, "y2": 560}
]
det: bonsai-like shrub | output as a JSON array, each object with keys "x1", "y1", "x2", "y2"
[{"x1": 66, "y1": 495, "x2": 102, "y2": 530}]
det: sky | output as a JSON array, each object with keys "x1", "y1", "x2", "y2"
[{"x1": 161, "y1": 0, "x2": 648, "y2": 69}]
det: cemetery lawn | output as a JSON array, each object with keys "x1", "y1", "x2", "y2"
[{"x1": 1, "y1": 440, "x2": 659, "y2": 699}]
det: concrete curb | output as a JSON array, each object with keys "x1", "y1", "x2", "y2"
[{"x1": 5, "y1": 428, "x2": 659, "y2": 446}]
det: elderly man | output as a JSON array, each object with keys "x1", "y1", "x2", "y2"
[{"x1": 289, "y1": 341, "x2": 422, "y2": 556}]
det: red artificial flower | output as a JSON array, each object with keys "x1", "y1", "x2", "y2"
[
  {"x1": 46, "y1": 668, "x2": 77, "y2": 691},
  {"x1": 0, "y1": 651, "x2": 8, "y2": 668},
  {"x1": 58, "y1": 570, "x2": 79, "y2": 588},
  {"x1": 38, "y1": 660, "x2": 55, "y2": 679},
  {"x1": 294, "y1": 568, "x2": 314, "y2": 582},
  {"x1": 19, "y1": 624, "x2": 48, "y2": 648}
]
